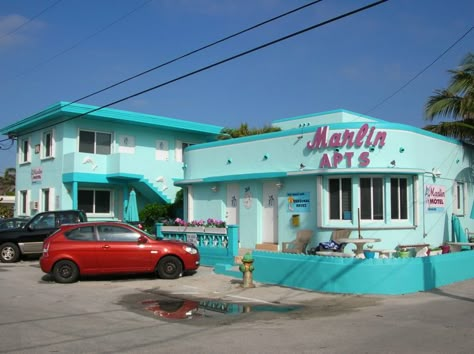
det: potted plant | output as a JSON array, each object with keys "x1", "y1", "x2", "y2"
[
  {"x1": 398, "y1": 246, "x2": 410, "y2": 258},
  {"x1": 363, "y1": 244, "x2": 376, "y2": 259}
]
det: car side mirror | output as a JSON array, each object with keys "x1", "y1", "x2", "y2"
[{"x1": 138, "y1": 235, "x2": 148, "y2": 244}]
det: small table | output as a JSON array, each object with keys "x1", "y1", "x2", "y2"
[
  {"x1": 338, "y1": 238, "x2": 381, "y2": 256},
  {"x1": 446, "y1": 242, "x2": 474, "y2": 252}
]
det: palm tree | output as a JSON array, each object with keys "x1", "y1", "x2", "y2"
[{"x1": 423, "y1": 53, "x2": 474, "y2": 141}]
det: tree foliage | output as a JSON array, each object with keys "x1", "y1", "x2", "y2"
[
  {"x1": 423, "y1": 53, "x2": 474, "y2": 141},
  {"x1": 138, "y1": 189, "x2": 184, "y2": 233},
  {"x1": 0, "y1": 168, "x2": 16, "y2": 195},
  {"x1": 217, "y1": 123, "x2": 281, "y2": 140}
]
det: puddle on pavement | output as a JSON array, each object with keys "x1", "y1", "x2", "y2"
[
  {"x1": 119, "y1": 290, "x2": 380, "y2": 325},
  {"x1": 140, "y1": 298, "x2": 301, "y2": 320}
]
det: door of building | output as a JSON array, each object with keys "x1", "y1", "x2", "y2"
[
  {"x1": 226, "y1": 184, "x2": 239, "y2": 226},
  {"x1": 262, "y1": 182, "x2": 278, "y2": 244}
]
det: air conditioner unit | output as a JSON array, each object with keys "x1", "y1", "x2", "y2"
[{"x1": 30, "y1": 201, "x2": 39, "y2": 210}]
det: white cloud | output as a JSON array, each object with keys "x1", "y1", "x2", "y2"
[{"x1": 0, "y1": 14, "x2": 45, "y2": 47}]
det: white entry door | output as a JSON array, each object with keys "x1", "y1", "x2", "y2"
[
  {"x1": 262, "y1": 182, "x2": 278, "y2": 243},
  {"x1": 226, "y1": 184, "x2": 239, "y2": 226}
]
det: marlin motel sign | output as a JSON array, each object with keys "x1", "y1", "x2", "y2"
[{"x1": 306, "y1": 124, "x2": 387, "y2": 168}]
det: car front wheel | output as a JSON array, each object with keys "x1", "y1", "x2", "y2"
[
  {"x1": 0, "y1": 243, "x2": 21, "y2": 263},
  {"x1": 156, "y1": 256, "x2": 183, "y2": 279},
  {"x1": 53, "y1": 260, "x2": 79, "y2": 283}
]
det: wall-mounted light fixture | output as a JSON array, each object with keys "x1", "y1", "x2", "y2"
[
  {"x1": 263, "y1": 153, "x2": 270, "y2": 160},
  {"x1": 210, "y1": 185, "x2": 218, "y2": 192},
  {"x1": 389, "y1": 160, "x2": 396, "y2": 167},
  {"x1": 227, "y1": 158, "x2": 232, "y2": 164},
  {"x1": 299, "y1": 163, "x2": 306, "y2": 170},
  {"x1": 399, "y1": 147, "x2": 405, "y2": 153},
  {"x1": 432, "y1": 168, "x2": 442, "y2": 178},
  {"x1": 275, "y1": 182, "x2": 284, "y2": 189}
]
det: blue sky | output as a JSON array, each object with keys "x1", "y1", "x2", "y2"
[{"x1": 0, "y1": 0, "x2": 473, "y2": 174}]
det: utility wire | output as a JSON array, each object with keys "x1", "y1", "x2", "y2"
[
  {"x1": 0, "y1": 0, "x2": 63, "y2": 41},
  {"x1": 10, "y1": 0, "x2": 389, "y2": 138},
  {"x1": 65, "y1": 0, "x2": 325, "y2": 107},
  {"x1": 366, "y1": 25, "x2": 474, "y2": 115},
  {"x1": 11, "y1": 0, "x2": 154, "y2": 79}
]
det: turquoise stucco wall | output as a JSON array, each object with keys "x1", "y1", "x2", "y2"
[{"x1": 242, "y1": 250, "x2": 474, "y2": 295}]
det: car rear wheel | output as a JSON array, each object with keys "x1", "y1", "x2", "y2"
[
  {"x1": 0, "y1": 243, "x2": 20, "y2": 263},
  {"x1": 53, "y1": 260, "x2": 79, "y2": 283},
  {"x1": 156, "y1": 256, "x2": 183, "y2": 279}
]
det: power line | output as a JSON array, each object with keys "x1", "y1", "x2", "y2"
[
  {"x1": 10, "y1": 0, "x2": 154, "y2": 79},
  {"x1": 65, "y1": 0, "x2": 325, "y2": 107},
  {"x1": 11, "y1": 0, "x2": 389, "y2": 138},
  {"x1": 366, "y1": 25, "x2": 474, "y2": 115},
  {"x1": 0, "y1": 0, "x2": 63, "y2": 41}
]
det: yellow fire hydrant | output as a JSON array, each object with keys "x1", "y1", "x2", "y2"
[{"x1": 239, "y1": 252, "x2": 255, "y2": 288}]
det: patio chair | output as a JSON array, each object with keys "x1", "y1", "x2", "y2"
[
  {"x1": 331, "y1": 229, "x2": 352, "y2": 252},
  {"x1": 282, "y1": 229, "x2": 313, "y2": 254}
]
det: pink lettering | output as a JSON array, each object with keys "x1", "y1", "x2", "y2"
[
  {"x1": 307, "y1": 124, "x2": 387, "y2": 150},
  {"x1": 365, "y1": 126, "x2": 375, "y2": 147},
  {"x1": 355, "y1": 124, "x2": 369, "y2": 147},
  {"x1": 319, "y1": 154, "x2": 331, "y2": 168},
  {"x1": 332, "y1": 152, "x2": 344, "y2": 167},
  {"x1": 329, "y1": 133, "x2": 342, "y2": 147},
  {"x1": 307, "y1": 126, "x2": 328, "y2": 149},
  {"x1": 345, "y1": 152, "x2": 354, "y2": 167},
  {"x1": 359, "y1": 152, "x2": 370, "y2": 167},
  {"x1": 372, "y1": 131, "x2": 386, "y2": 147},
  {"x1": 340, "y1": 130, "x2": 355, "y2": 147}
]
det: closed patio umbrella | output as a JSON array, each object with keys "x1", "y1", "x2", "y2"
[{"x1": 125, "y1": 189, "x2": 139, "y2": 222}]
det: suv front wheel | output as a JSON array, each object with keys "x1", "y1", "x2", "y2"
[{"x1": 0, "y1": 243, "x2": 21, "y2": 263}]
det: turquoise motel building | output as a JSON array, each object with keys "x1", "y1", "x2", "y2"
[
  {"x1": 177, "y1": 109, "x2": 474, "y2": 252},
  {"x1": 0, "y1": 102, "x2": 222, "y2": 220},
  {"x1": 2, "y1": 103, "x2": 473, "y2": 294}
]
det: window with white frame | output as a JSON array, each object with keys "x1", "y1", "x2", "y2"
[
  {"x1": 19, "y1": 190, "x2": 28, "y2": 215},
  {"x1": 360, "y1": 177, "x2": 384, "y2": 220},
  {"x1": 329, "y1": 177, "x2": 352, "y2": 220},
  {"x1": 453, "y1": 181, "x2": 465, "y2": 215},
  {"x1": 20, "y1": 138, "x2": 31, "y2": 164},
  {"x1": 78, "y1": 189, "x2": 112, "y2": 214},
  {"x1": 42, "y1": 188, "x2": 51, "y2": 212},
  {"x1": 41, "y1": 129, "x2": 54, "y2": 159},
  {"x1": 156, "y1": 139, "x2": 169, "y2": 160},
  {"x1": 79, "y1": 130, "x2": 112, "y2": 155},
  {"x1": 175, "y1": 140, "x2": 194, "y2": 163},
  {"x1": 326, "y1": 175, "x2": 414, "y2": 225},
  {"x1": 391, "y1": 177, "x2": 408, "y2": 220}
]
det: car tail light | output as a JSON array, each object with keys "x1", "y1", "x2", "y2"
[{"x1": 42, "y1": 242, "x2": 49, "y2": 257}]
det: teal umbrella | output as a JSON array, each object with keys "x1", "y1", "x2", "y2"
[{"x1": 125, "y1": 189, "x2": 139, "y2": 222}]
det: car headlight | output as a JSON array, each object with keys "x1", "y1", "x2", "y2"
[{"x1": 183, "y1": 246, "x2": 198, "y2": 254}]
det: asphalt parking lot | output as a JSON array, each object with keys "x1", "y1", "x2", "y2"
[{"x1": 1, "y1": 259, "x2": 473, "y2": 353}]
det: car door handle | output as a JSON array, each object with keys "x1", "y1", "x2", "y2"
[{"x1": 102, "y1": 245, "x2": 110, "y2": 249}]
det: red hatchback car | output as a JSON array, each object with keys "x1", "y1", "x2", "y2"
[{"x1": 40, "y1": 222, "x2": 200, "y2": 283}]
